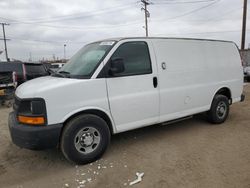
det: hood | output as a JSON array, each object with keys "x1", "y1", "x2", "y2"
[{"x1": 16, "y1": 76, "x2": 84, "y2": 98}]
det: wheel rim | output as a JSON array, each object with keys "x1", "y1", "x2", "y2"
[
  {"x1": 216, "y1": 101, "x2": 227, "y2": 119},
  {"x1": 74, "y1": 127, "x2": 101, "y2": 154}
]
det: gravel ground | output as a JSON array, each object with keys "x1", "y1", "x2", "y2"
[{"x1": 0, "y1": 84, "x2": 250, "y2": 188}]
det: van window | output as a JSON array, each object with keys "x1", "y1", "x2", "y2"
[
  {"x1": 59, "y1": 41, "x2": 115, "y2": 78},
  {"x1": 110, "y1": 41, "x2": 152, "y2": 76}
]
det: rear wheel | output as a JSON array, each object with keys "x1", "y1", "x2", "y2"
[
  {"x1": 60, "y1": 114, "x2": 111, "y2": 164},
  {"x1": 207, "y1": 94, "x2": 229, "y2": 124}
]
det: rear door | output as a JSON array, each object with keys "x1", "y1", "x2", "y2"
[{"x1": 105, "y1": 40, "x2": 159, "y2": 132}]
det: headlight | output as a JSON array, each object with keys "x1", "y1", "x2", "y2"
[
  {"x1": 15, "y1": 97, "x2": 47, "y2": 125},
  {"x1": 30, "y1": 100, "x2": 46, "y2": 114}
]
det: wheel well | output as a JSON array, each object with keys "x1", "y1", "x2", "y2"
[
  {"x1": 215, "y1": 87, "x2": 232, "y2": 103},
  {"x1": 63, "y1": 109, "x2": 114, "y2": 134}
]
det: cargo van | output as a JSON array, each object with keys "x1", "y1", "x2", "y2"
[{"x1": 9, "y1": 37, "x2": 244, "y2": 164}]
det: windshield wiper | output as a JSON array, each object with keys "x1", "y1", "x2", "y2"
[
  {"x1": 55, "y1": 71, "x2": 71, "y2": 78},
  {"x1": 51, "y1": 71, "x2": 71, "y2": 78},
  {"x1": 52, "y1": 72, "x2": 66, "y2": 78},
  {"x1": 58, "y1": 71, "x2": 70, "y2": 75}
]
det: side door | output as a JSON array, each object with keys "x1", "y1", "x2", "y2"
[
  {"x1": 152, "y1": 39, "x2": 207, "y2": 122},
  {"x1": 105, "y1": 41, "x2": 159, "y2": 133}
]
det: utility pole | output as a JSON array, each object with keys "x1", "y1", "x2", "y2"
[
  {"x1": 63, "y1": 44, "x2": 66, "y2": 59},
  {"x1": 241, "y1": 0, "x2": 248, "y2": 50},
  {"x1": 141, "y1": 0, "x2": 151, "y2": 37},
  {"x1": 29, "y1": 52, "x2": 32, "y2": 62},
  {"x1": 0, "y1": 23, "x2": 10, "y2": 61}
]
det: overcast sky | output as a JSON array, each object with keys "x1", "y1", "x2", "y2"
[{"x1": 0, "y1": 0, "x2": 249, "y2": 61}]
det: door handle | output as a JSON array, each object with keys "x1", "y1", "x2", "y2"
[{"x1": 153, "y1": 77, "x2": 158, "y2": 88}]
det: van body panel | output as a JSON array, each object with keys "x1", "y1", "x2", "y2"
[
  {"x1": 101, "y1": 39, "x2": 160, "y2": 132},
  {"x1": 13, "y1": 37, "x2": 244, "y2": 136},
  {"x1": 15, "y1": 76, "x2": 111, "y2": 127},
  {"x1": 151, "y1": 39, "x2": 243, "y2": 122},
  {"x1": 106, "y1": 74, "x2": 159, "y2": 132},
  {"x1": 60, "y1": 105, "x2": 116, "y2": 133}
]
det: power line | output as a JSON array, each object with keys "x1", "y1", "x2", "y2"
[
  {"x1": 9, "y1": 19, "x2": 143, "y2": 31},
  {"x1": 195, "y1": 6, "x2": 243, "y2": 23},
  {"x1": 0, "y1": 0, "x2": 241, "y2": 47},
  {"x1": 2, "y1": 3, "x2": 137, "y2": 24},
  {"x1": 0, "y1": 0, "x2": 221, "y2": 32},
  {"x1": 0, "y1": 11, "x2": 145, "y2": 31},
  {"x1": 149, "y1": 5, "x2": 241, "y2": 24},
  {"x1": 9, "y1": 38, "x2": 68, "y2": 45},
  {"x1": 146, "y1": 0, "x2": 220, "y2": 24},
  {"x1": 165, "y1": 0, "x2": 220, "y2": 20},
  {"x1": 8, "y1": 36, "x2": 88, "y2": 45},
  {"x1": 155, "y1": 29, "x2": 250, "y2": 37},
  {"x1": 153, "y1": 0, "x2": 216, "y2": 5},
  {"x1": 24, "y1": 3, "x2": 135, "y2": 22},
  {"x1": 0, "y1": 4, "x2": 143, "y2": 31}
]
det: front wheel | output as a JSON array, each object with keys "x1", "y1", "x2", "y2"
[
  {"x1": 207, "y1": 94, "x2": 229, "y2": 124},
  {"x1": 60, "y1": 114, "x2": 111, "y2": 164}
]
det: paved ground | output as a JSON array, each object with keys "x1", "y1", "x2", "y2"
[{"x1": 0, "y1": 84, "x2": 250, "y2": 188}]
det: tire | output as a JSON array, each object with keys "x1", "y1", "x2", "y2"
[
  {"x1": 60, "y1": 114, "x2": 111, "y2": 165},
  {"x1": 207, "y1": 94, "x2": 229, "y2": 124}
]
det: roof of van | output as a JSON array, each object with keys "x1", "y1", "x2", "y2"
[{"x1": 99, "y1": 37, "x2": 235, "y2": 44}]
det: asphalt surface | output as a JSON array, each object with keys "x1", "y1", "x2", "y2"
[{"x1": 0, "y1": 84, "x2": 250, "y2": 188}]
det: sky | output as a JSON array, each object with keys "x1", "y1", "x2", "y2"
[{"x1": 0, "y1": 0, "x2": 249, "y2": 61}]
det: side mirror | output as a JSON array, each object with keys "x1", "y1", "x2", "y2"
[{"x1": 109, "y1": 58, "x2": 125, "y2": 76}]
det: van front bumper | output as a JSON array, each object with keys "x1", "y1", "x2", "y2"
[{"x1": 8, "y1": 112, "x2": 63, "y2": 150}]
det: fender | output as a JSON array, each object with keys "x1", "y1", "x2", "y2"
[
  {"x1": 61, "y1": 106, "x2": 117, "y2": 133},
  {"x1": 210, "y1": 86, "x2": 232, "y2": 107}
]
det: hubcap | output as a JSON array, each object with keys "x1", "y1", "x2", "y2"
[
  {"x1": 74, "y1": 127, "x2": 101, "y2": 154},
  {"x1": 81, "y1": 133, "x2": 94, "y2": 147},
  {"x1": 216, "y1": 101, "x2": 227, "y2": 119}
]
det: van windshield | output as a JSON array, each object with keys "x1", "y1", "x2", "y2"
[{"x1": 57, "y1": 41, "x2": 115, "y2": 79}]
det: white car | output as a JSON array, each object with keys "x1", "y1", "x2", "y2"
[{"x1": 9, "y1": 37, "x2": 245, "y2": 164}]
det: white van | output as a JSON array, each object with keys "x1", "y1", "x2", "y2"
[{"x1": 9, "y1": 37, "x2": 245, "y2": 164}]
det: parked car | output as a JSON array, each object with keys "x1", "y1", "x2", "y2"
[
  {"x1": 244, "y1": 66, "x2": 250, "y2": 82},
  {"x1": 9, "y1": 37, "x2": 244, "y2": 164},
  {"x1": 50, "y1": 63, "x2": 65, "y2": 72},
  {"x1": 0, "y1": 62, "x2": 49, "y2": 86},
  {"x1": 0, "y1": 71, "x2": 16, "y2": 107}
]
